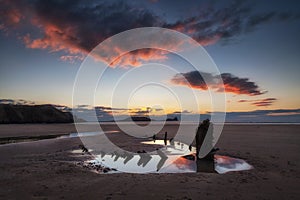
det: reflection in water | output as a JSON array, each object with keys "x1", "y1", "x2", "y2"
[
  {"x1": 214, "y1": 155, "x2": 253, "y2": 174},
  {"x1": 154, "y1": 154, "x2": 252, "y2": 174},
  {"x1": 81, "y1": 139, "x2": 253, "y2": 174}
]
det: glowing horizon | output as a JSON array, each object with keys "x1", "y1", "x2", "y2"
[{"x1": 1, "y1": 0, "x2": 300, "y2": 122}]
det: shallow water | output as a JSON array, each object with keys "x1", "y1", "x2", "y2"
[
  {"x1": 60, "y1": 130, "x2": 119, "y2": 138},
  {"x1": 84, "y1": 153, "x2": 253, "y2": 174},
  {"x1": 80, "y1": 139, "x2": 253, "y2": 174},
  {"x1": 0, "y1": 130, "x2": 119, "y2": 145}
]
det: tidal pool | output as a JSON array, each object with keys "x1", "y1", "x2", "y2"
[{"x1": 75, "y1": 139, "x2": 253, "y2": 174}]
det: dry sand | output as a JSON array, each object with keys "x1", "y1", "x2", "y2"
[{"x1": 0, "y1": 123, "x2": 299, "y2": 199}]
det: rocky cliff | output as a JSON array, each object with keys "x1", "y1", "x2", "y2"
[{"x1": 0, "y1": 104, "x2": 73, "y2": 123}]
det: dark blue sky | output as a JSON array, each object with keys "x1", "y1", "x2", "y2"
[{"x1": 0, "y1": 0, "x2": 300, "y2": 117}]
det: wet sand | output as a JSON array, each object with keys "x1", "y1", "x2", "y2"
[{"x1": 0, "y1": 123, "x2": 299, "y2": 199}]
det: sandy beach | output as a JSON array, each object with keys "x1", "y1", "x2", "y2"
[{"x1": 0, "y1": 123, "x2": 299, "y2": 199}]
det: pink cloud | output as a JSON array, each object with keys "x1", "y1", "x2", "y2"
[{"x1": 238, "y1": 98, "x2": 277, "y2": 107}]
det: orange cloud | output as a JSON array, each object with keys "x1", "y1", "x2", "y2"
[
  {"x1": 0, "y1": 1, "x2": 234, "y2": 65},
  {"x1": 110, "y1": 49, "x2": 168, "y2": 67},
  {"x1": 22, "y1": 21, "x2": 173, "y2": 66},
  {"x1": 0, "y1": 0, "x2": 23, "y2": 30},
  {"x1": 23, "y1": 23, "x2": 84, "y2": 54},
  {"x1": 238, "y1": 98, "x2": 277, "y2": 107},
  {"x1": 2, "y1": 0, "x2": 296, "y2": 66},
  {"x1": 171, "y1": 71, "x2": 266, "y2": 96},
  {"x1": 6, "y1": 9, "x2": 22, "y2": 25},
  {"x1": 222, "y1": 83, "x2": 253, "y2": 95},
  {"x1": 198, "y1": 33, "x2": 223, "y2": 46}
]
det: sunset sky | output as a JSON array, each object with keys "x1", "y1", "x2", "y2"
[{"x1": 0, "y1": 0, "x2": 300, "y2": 121}]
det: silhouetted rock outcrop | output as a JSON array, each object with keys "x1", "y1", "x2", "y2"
[
  {"x1": 166, "y1": 117, "x2": 178, "y2": 121},
  {"x1": 0, "y1": 104, "x2": 73, "y2": 123},
  {"x1": 130, "y1": 116, "x2": 151, "y2": 121}
]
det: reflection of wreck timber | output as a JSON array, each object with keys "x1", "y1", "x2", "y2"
[{"x1": 196, "y1": 154, "x2": 215, "y2": 173}]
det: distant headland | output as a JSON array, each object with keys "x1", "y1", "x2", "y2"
[{"x1": 0, "y1": 104, "x2": 73, "y2": 124}]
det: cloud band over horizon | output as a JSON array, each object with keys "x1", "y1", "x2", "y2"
[{"x1": 171, "y1": 70, "x2": 268, "y2": 96}]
